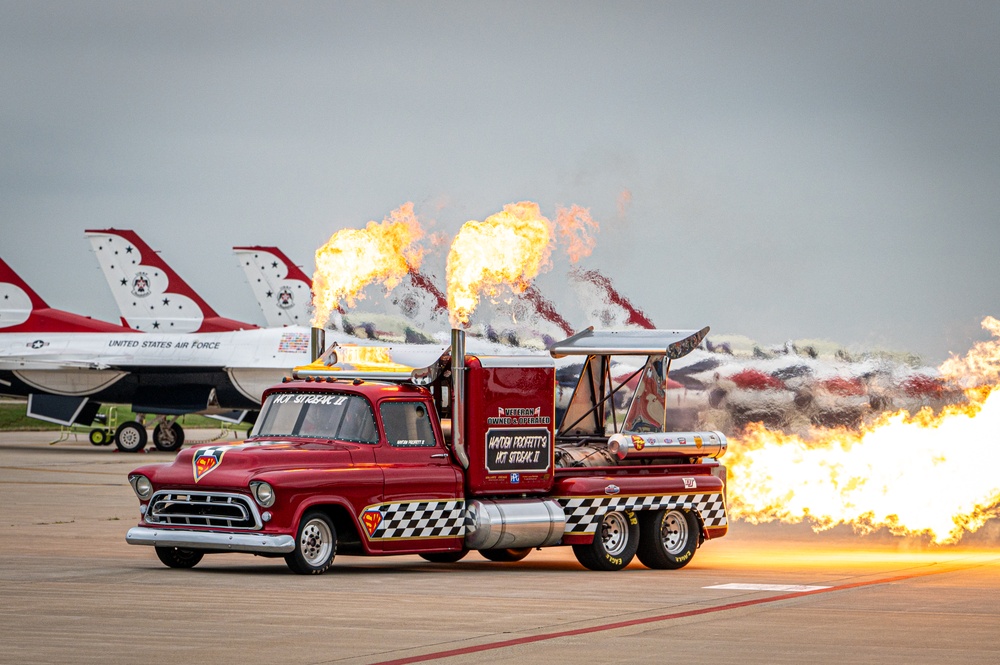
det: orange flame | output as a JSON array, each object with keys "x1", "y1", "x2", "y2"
[
  {"x1": 312, "y1": 203, "x2": 424, "y2": 327},
  {"x1": 727, "y1": 317, "x2": 1000, "y2": 544},
  {"x1": 445, "y1": 202, "x2": 553, "y2": 327},
  {"x1": 554, "y1": 205, "x2": 599, "y2": 263}
]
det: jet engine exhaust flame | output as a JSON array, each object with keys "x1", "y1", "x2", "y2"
[
  {"x1": 727, "y1": 316, "x2": 1000, "y2": 544},
  {"x1": 312, "y1": 203, "x2": 425, "y2": 327},
  {"x1": 445, "y1": 202, "x2": 553, "y2": 328}
]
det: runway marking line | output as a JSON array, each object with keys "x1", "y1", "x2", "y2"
[{"x1": 369, "y1": 563, "x2": 967, "y2": 665}]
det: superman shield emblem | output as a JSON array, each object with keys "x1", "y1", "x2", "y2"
[{"x1": 192, "y1": 446, "x2": 228, "y2": 482}]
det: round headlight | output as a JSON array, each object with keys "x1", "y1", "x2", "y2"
[
  {"x1": 130, "y1": 475, "x2": 152, "y2": 500},
  {"x1": 251, "y1": 480, "x2": 275, "y2": 507}
]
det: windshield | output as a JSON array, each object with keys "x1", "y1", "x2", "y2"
[{"x1": 251, "y1": 392, "x2": 379, "y2": 443}]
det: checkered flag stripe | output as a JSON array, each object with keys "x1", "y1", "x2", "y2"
[
  {"x1": 558, "y1": 493, "x2": 727, "y2": 534},
  {"x1": 364, "y1": 500, "x2": 466, "y2": 540}
]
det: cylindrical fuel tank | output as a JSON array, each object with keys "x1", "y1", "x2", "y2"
[
  {"x1": 607, "y1": 430, "x2": 727, "y2": 460},
  {"x1": 464, "y1": 499, "x2": 566, "y2": 550}
]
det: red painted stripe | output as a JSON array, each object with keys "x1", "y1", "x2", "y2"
[{"x1": 370, "y1": 567, "x2": 956, "y2": 665}]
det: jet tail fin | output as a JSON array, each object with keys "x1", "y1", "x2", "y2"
[
  {"x1": 233, "y1": 246, "x2": 314, "y2": 327},
  {"x1": 86, "y1": 228, "x2": 257, "y2": 332},
  {"x1": 0, "y1": 256, "x2": 134, "y2": 333}
]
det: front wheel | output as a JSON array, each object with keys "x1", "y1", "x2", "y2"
[
  {"x1": 89, "y1": 429, "x2": 108, "y2": 446},
  {"x1": 285, "y1": 511, "x2": 337, "y2": 575},
  {"x1": 480, "y1": 548, "x2": 531, "y2": 562},
  {"x1": 152, "y1": 422, "x2": 184, "y2": 452},
  {"x1": 636, "y1": 508, "x2": 700, "y2": 569},
  {"x1": 572, "y1": 510, "x2": 639, "y2": 571},
  {"x1": 155, "y1": 546, "x2": 204, "y2": 569},
  {"x1": 114, "y1": 421, "x2": 147, "y2": 453}
]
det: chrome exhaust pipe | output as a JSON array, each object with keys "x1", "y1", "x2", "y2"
[
  {"x1": 451, "y1": 328, "x2": 470, "y2": 469},
  {"x1": 310, "y1": 327, "x2": 326, "y2": 362}
]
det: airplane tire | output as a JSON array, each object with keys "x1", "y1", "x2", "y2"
[
  {"x1": 152, "y1": 422, "x2": 185, "y2": 452},
  {"x1": 572, "y1": 510, "x2": 639, "y2": 571},
  {"x1": 114, "y1": 421, "x2": 147, "y2": 453},
  {"x1": 89, "y1": 429, "x2": 109, "y2": 446}
]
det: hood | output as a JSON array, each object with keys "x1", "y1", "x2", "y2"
[{"x1": 136, "y1": 437, "x2": 368, "y2": 489}]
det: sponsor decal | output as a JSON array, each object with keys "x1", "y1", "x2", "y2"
[
  {"x1": 694, "y1": 435, "x2": 703, "y2": 449},
  {"x1": 485, "y1": 427, "x2": 551, "y2": 473},
  {"x1": 683, "y1": 477, "x2": 697, "y2": 489},
  {"x1": 487, "y1": 406, "x2": 551, "y2": 426},
  {"x1": 630, "y1": 434, "x2": 645, "y2": 451},
  {"x1": 192, "y1": 446, "x2": 229, "y2": 482},
  {"x1": 131, "y1": 272, "x2": 151, "y2": 297},
  {"x1": 362, "y1": 510, "x2": 383, "y2": 536},
  {"x1": 278, "y1": 332, "x2": 310, "y2": 354},
  {"x1": 510, "y1": 473, "x2": 520, "y2": 484}
]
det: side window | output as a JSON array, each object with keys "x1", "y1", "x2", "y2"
[
  {"x1": 380, "y1": 401, "x2": 437, "y2": 448},
  {"x1": 339, "y1": 395, "x2": 379, "y2": 443}
]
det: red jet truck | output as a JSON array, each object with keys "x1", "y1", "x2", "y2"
[{"x1": 126, "y1": 327, "x2": 728, "y2": 574}]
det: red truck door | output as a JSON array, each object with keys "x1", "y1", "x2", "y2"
[{"x1": 368, "y1": 399, "x2": 465, "y2": 553}]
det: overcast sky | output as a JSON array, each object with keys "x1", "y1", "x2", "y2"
[{"x1": 2, "y1": 2, "x2": 998, "y2": 363}]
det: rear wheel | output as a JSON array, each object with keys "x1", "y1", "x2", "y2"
[
  {"x1": 480, "y1": 548, "x2": 531, "y2": 562},
  {"x1": 636, "y1": 508, "x2": 700, "y2": 569},
  {"x1": 572, "y1": 510, "x2": 639, "y2": 571},
  {"x1": 152, "y1": 422, "x2": 185, "y2": 452},
  {"x1": 114, "y1": 421, "x2": 147, "y2": 453},
  {"x1": 88, "y1": 429, "x2": 108, "y2": 446},
  {"x1": 285, "y1": 511, "x2": 336, "y2": 575},
  {"x1": 155, "y1": 546, "x2": 204, "y2": 569},
  {"x1": 419, "y1": 549, "x2": 469, "y2": 563}
]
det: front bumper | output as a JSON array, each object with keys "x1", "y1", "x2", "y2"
[{"x1": 126, "y1": 526, "x2": 295, "y2": 554}]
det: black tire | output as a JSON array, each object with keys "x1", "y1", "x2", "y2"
[
  {"x1": 114, "y1": 421, "x2": 147, "y2": 453},
  {"x1": 480, "y1": 548, "x2": 531, "y2": 562},
  {"x1": 419, "y1": 549, "x2": 469, "y2": 563},
  {"x1": 155, "y1": 546, "x2": 204, "y2": 569},
  {"x1": 152, "y1": 422, "x2": 185, "y2": 452},
  {"x1": 636, "y1": 508, "x2": 700, "y2": 570},
  {"x1": 572, "y1": 510, "x2": 639, "y2": 571},
  {"x1": 285, "y1": 511, "x2": 337, "y2": 575},
  {"x1": 88, "y1": 429, "x2": 108, "y2": 446}
]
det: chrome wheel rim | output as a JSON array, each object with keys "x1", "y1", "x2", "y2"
[
  {"x1": 600, "y1": 511, "x2": 629, "y2": 556},
  {"x1": 661, "y1": 510, "x2": 689, "y2": 555},
  {"x1": 299, "y1": 518, "x2": 333, "y2": 566}
]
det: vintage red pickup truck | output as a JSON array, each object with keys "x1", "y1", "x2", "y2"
[{"x1": 126, "y1": 327, "x2": 728, "y2": 574}]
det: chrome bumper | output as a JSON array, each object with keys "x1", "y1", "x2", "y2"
[{"x1": 126, "y1": 526, "x2": 295, "y2": 554}]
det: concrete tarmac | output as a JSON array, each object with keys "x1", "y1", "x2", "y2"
[{"x1": 1, "y1": 431, "x2": 999, "y2": 664}]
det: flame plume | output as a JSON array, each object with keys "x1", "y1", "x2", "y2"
[
  {"x1": 312, "y1": 203, "x2": 424, "y2": 327},
  {"x1": 727, "y1": 316, "x2": 1000, "y2": 544},
  {"x1": 445, "y1": 202, "x2": 553, "y2": 327},
  {"x1": 554, "y1": 205, "x2": 599, "y2": 263}
]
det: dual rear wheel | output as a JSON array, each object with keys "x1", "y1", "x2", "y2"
[{"x1": 572, "y1": 508, "x2": 699, "y2": 571}]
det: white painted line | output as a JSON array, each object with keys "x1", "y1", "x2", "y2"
[{"x1": 705, "y1": 583, "x2": 832, "y2": 592}]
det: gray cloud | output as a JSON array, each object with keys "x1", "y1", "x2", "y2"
[{"x1": 2, "y1": 1, "x2": 998, "y2": 362}]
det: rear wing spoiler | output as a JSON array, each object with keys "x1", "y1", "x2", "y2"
[{"x1": 547, "y1": 326, "x2": 709, "y2": 359}]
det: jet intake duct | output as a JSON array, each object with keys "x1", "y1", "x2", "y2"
[
  {"x1": 464, "y1": 499, "x2": 565, "y2": 550},
  {"x1": 607, "y1": 431, "x2": 727, "y2": 460}
]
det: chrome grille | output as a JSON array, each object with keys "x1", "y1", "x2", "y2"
[{"x1": 146, "y1": 490, "x2": 261, "y2": 529}]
